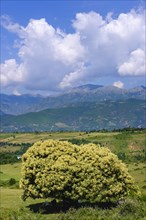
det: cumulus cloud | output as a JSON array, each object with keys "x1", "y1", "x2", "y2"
[
  {"x1": 1, "y1": 59, "x2": 23, "y2": 87},
  {"x1": 113, "y1": 81, "x2": 124, "y2": 89},
  {"x1": 118, "y1": 49, "x2": 145, "y2": 76},
  {"x1": 1, "y1": 8, "x2": 145, "y2": 93}
]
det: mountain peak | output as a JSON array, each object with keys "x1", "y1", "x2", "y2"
[{"x1": 1, "y1": 85, "x2": 145, "y2": 115}]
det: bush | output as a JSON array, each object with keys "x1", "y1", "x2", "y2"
[
  {"x1": 20, "y1": 140, "x2": 138, "y2": 203},
  {"x1": 0, "y1": 178, "x2": 17, "y2": 187},
  {"x1": 20, "y1": 140, "x2": 79, "y2": 201},
  {"x1": 9, "y1": 178, "x2": 16, "y2": 186},
  {"x1": 72, "y1": 143, "x2": 138, "y2": 203},
  {"x1": 118, "y1": 198, "x2": 146, "y2": 219},
  {"x1": 59, "y1": 199, "x2": 146, "y2": 220}
]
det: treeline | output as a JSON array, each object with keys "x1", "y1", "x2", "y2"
[
  {"x1": 0, "y1": 152, "x2": 19, "y2": 164},
  {"x1": 67, "y1": 138, "x2": 103, "y2": 146},
  {"x1": 117, "y1": 151, "x2": 146, "y2": 163},
  {"x1": 0, "y1": 143, "x2": 31, "y2": 164},
  {"x1": 87, "y1": 127, "x2": 146, "y2": 133},
  {"x1": 1, "y1": 127, "x2": 145, "y2": 134},
  {"x1": 0, "y1": 142, "x2": 31, "y2": 147}
]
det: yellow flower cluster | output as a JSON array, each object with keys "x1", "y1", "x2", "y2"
[{"x1": 20, "y1": 140, "x2": 138, "y2": 202}]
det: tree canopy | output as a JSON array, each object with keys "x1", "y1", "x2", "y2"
[{"x1": 20, "y1": 140, "x2": 137, "y2": 203}]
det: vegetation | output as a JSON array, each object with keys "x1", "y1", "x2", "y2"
[
  {"x1": 59, "y1": 199, "x2": 146, "y2": 220},
  {"x1": 20, "y1": 140, "x2": 137, "y2": 203},
  {"x1": 0, "y1": 152, "x2": 18, "y2": 164},
  {"x1": 0, "y1": 130, "x2": 146, "y2": 219},
  {"x1": 0, "y1": 142, "x2": 31, "y2": 164},
  {"x1": 0, "y1": 129, "x2": 145, "y2": 164},
  {"x1": 1, "y1": 99, "x2": 146, "y2": 132},
  {"x1": 0, "y1": 163, "x2": 21, "y2": 188},
  {"x1": 0, "y1": 199, "x2": 146, "y2": 220}
]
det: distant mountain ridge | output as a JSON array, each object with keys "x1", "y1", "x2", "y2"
[
  {"x1": 0, "y1": 93, "x2": 44, "y2": 115},
  {"x1": 69, "y1": 84, "x2": 104, "y2": 91},
  {"x1": 1, "y1": 99, "x2": 145, "y2": 132},
  {"x1": 0, "y1": 85, "x2": 145, "y2": 115}
]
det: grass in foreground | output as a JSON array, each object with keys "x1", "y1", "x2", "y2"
[
  {"x1": 0, "y1": 188, "x2": 58, "y2": 220},
  {"x1": 0, "y1": 196, "x2": 146, "y2": 220}
]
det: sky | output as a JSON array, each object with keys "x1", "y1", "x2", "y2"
[{"x1": 0, "y1": 0, "x2": 146, "y2": 95}]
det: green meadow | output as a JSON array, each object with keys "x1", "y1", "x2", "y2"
[{"x1": 0, "y1": 130, "x2": 146, "y2": 219}]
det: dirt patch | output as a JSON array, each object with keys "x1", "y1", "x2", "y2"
[{"x1": 128, "y1": 144, "x2": 142, "y2": 151}]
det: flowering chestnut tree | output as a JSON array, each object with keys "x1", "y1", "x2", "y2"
[{"x1": 20, "y1": 140, "x2": 137, "y2": 203}]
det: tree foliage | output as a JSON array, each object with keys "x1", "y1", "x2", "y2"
[{"x1": 20, "y1": 140, "x2": 137, "y2": 203}]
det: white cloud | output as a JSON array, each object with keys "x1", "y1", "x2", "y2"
[
  {"x1": 1, "y1": 8, "x2": 145, "y2": 93},
  {"x1": 60, "y1": 9, "x2": 145, "y2": 87},
  {"x1": 59, "y1": 62, "x2": 86, "y2": 88},
  {"x1": 1, "y1": 15, "x2": 25, "y2": 36},
  {"x1": 73, "y1": 11, "x2": 105, "y2": 33},
  {"x1": 113, "y1": 81, "x2": 124, "y2": 89},
  {"x1": 118, "y1": 49, "x2": 146, "y2": 76},
  {"x1": 0, "y1": 59, "x2": 23, "y2": 87},
  {"x1": 13, "y1": 89, "x2": 21, "y2": 96}
]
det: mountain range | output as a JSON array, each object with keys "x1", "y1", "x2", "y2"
[
  {"x1": 0, "y1": 85, "x2": 145, "y2": 132},
  {"x1": 0, "y1": 85, "x2": 145, "y2": 115}
]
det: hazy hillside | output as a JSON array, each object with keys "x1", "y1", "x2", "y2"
[
  {"x1": 0, "y1": 85, "x2": 145, "y2": 115},
  {"x1": 1, "y1": 99, "x2": 145, "y2": 132},
  {"x1": 0, "y1": 94, "x2": 44, "y2": 115}
]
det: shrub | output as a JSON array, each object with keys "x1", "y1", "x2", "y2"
[
  {"x1": 59, "y1": 199, "x2": 146, "y2": 220},
  {"x1": 0, "y1": 178, "x2": 17, "y2": 187},
  {"x1": 9, "y1": 178, "x2": 16, "y2": 186},
  {"x1": 20, "y1": 140, "x2": 79, "y2": 201},
  {"x1": 72, "y1": 143, "x2": 138, "y2": 203},
  {"x1": 118, "y1": 198, "x2": 146, "y2": 219},
  {"x1": 20, "y1": 140, "x2": 138, "y2": 203}
]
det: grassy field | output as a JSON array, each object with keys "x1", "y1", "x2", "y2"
[
  {"x1": 127, "y1": 163, "x2": 146, "y2": 195},
  {"x1": 0, "y1": 163, "x2": 21, "y2": 181},
  {"x1": 0, "y1": 188, "x2": 59, "y2": 220},
  {"x1": 0, "y1": 130, "x2": 146, "y2": 219},
  {"x1": 1, "y1": 129, "x2": 145, "y2": 152},
  {"x1": 0, "y1": 132, "x2": 82, "y2": 143}
]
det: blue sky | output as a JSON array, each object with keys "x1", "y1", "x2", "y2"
[{"x1": 1, "y1": 0, "x2": 145, "y2": 95}]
